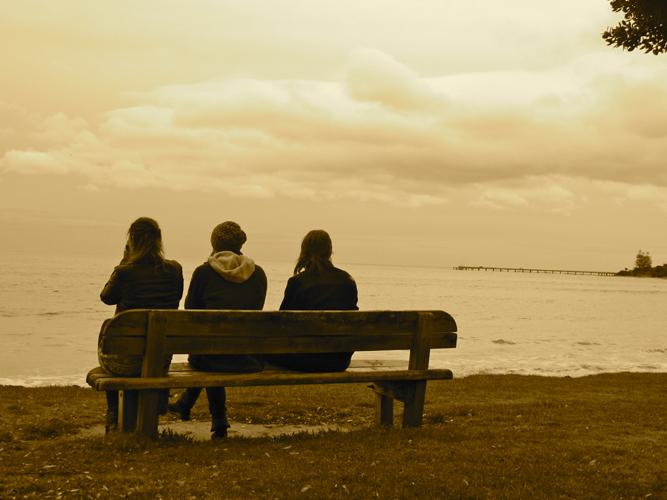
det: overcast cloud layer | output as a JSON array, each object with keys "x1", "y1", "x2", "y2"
[{"x1": 2, "y1": 46, "x2": 667, "y2": 212}]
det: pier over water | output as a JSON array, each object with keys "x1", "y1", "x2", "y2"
[{"x1": 454, "y1": 266, "x2": 616, "y2": 277}]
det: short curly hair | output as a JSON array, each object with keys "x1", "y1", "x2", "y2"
[{"x1": 210, "y1": 221, "x2": 247, "y2": 253}]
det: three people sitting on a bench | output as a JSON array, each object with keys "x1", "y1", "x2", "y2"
[{"x1": 99, "y1": 218, "x2": 357, "y2": 438}]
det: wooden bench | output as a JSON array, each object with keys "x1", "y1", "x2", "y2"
[{"x1": 87, "y1": 309, "x2": 458, "y2": 438}]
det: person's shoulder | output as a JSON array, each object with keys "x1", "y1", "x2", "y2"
[
  {"x1": 332, "y1": 266, "x2": 355, "y2": 282},
  {"x1": 287, "y1": 271, "x2": 304, "y2": 284},
  {"x1": 160, "y1": 260, "x2": 182, "y2": 278},
  {"x1": 163, "y1": 259, "x2": 182, "y2": 271},
  {"x1": 114, "y1": 262, "x2": 130, "y2": 272},
  {"x1": 191, "y1": 261, "x2": 213, "y2": 277},
  {"x1": 112, "y1": 262, "x2": 134, "y2": 277},
  {"x1": 250, "y1": 263, "x2": 268, "y2": 283}
]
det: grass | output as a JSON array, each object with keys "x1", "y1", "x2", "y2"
[{"x1": 0, "y1": 373, "x2": 665, "y2": 498}]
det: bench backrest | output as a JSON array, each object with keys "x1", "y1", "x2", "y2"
[{"x1": 99, "y1": 310, "x2": 457, "y2": 373}]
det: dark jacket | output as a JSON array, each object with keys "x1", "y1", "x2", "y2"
[
  {"x1": 185, "y1": 262, "x2": 267, "y2": 310},
  {"x1": 101, "y1": 259, "x2": 183, "y2": 313},
  {"x1": 99, "y1": 258, "x2": 183, "y2": 376},
  {"x1": 270, "y1": 263, "x2": 358, "y2": 372},
  {"x1": 280, "y1": 264, "x2": 358, "y2": 311},
  {"x1": 185, "y1": 251, "x2": 267, "y2": 372}
]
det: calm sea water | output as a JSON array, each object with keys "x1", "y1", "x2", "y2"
[{"x1": 1, "y1": 254, "x2": 665, "y2": 386}]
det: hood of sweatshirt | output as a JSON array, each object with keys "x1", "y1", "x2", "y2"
[{"x1": 207, "y1": 251, "x2": 256, "y2": 283}]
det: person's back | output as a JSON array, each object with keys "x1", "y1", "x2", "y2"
[
  {"x1": 186, "y1": 253, "x2": 266, "y2": 311},
  {"x1": 186, "y1": 250, "x2": 267, "y2": 372},
  {"x1": 101, "y1": 258, "x2": 183, "y2": 313},
  {"x1": 269, "y1": 229, "x2": 358, "y2": 373},
  {"x1": 98, "y1": 217, "x2": 183, "y2": 433},
  {"x1": 169, "y1": 221, "x2": 266, "y2": 439},
  {"x1": 280, "y1": 263, "x2": 356, "y2": 311}
]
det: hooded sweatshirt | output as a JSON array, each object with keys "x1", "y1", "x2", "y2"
[
  {"x1": 207, "y1": 251, "x2": 256, "y2": 284},
  {"x1": 184, "y1": 252, "x2": 267, "y2": 373},
  {"x1": 184, "y1": 251, "x2": 267, "y2": 310}
]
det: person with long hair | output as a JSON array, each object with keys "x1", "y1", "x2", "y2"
[
  {"x1": 168, "y1": 221, "x2": 266, "y2": 439},
  {"x1": 268, "y1": 229, "x2": 358, "y2": 372},
  {"x1": 99, "y1": 217, "x2": 183, "y2": 432}
]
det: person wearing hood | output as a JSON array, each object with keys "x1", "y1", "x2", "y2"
[{"x1": 168, "y1": 221, "x2": 267, "y2": 439}]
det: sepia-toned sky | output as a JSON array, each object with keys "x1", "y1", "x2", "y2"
[{"x1": 1, "y1": 0, "x2": 666, "y2": 270}]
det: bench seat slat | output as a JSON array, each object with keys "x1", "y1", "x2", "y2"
[
  {"x1": 165, "y1": 360, "x2": 410, "y2": 372},
  {"x1": 88, "y1": 367, "x2": 454, "y2": 391}
]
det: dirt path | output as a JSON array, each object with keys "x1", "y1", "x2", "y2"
[{"x1": 77, "y1": 421, "x2": 352, "y2": 441}]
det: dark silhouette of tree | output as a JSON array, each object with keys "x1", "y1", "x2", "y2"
[
  {"x1": 616, "y1": 250, "x2": 665, "y2": 277},
  {"x1": 603, "y1": 0, "x2": 667, "y2": 54},
  {"x1": 635, "y1": 250, "x2": 652, "y2": 269}
]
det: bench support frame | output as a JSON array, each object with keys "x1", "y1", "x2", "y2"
[
  {"x1": 119, "y1": 390, "x2": 138, "y2": 432},
  {"x1": 90, "y1": 310, "x2": 456, "y2": 438},
  {"x1": 135, "y1": 313, "x2": 167, "y2": 438}
]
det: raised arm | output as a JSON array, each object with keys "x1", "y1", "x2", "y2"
[{"x1": 100, "y1": 268, "x2": 122, "y2": 305}]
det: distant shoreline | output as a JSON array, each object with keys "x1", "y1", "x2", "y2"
[
  {"x1": 615, "y1": 266, "x2": 667, "y2": 278},
  {"x1": 453, "y1": 264, "x2": 667, "y2": 279},
  {"x1": 3, "y1": 369, "x2": 667, "y2": 389}
]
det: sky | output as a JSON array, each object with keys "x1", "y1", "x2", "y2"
[{"x1": 1, "y1": 0, "x2": 666, "y2": 270}]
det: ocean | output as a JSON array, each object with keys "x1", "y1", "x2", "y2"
[{"x1": 1, "y1": 253, "x2": 665, "y2": 386}]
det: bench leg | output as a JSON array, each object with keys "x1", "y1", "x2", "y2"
[
  {"x1": 119, "y1": 390, "x2": 138, "y2": 433},
  {"x1": 375, "y1": 393, "x2": 394, "y2": 427},
  {"x1": 136, "y1": 390, "x2": 160, "y2": 439},
  {"x1": 402, "y1": 381, "x2": 426, "y2": 428}
]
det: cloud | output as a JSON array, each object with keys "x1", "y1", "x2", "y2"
[
  {"x1": 345, "y1": 48, "x2": 446, "y2": 112},
  {"x1": 2, "y1": 49, "x2": 667, "y2": 211},
  {"x1": 3, "y1": 150, "x2": 67, "y2": 175},
  {"x1": 593, "y1": 180, "x2": 667, "y2": 213},
  {"x1": 471, "y1": 177, "x2": 577, "y2": 214}
]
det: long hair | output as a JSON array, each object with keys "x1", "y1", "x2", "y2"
[
  {"x1": 294, "y1": 229, "x2": 333, "y2": 275},
  {"x1": 125, "y1": 217, "x2": 164, "y2": 265}
]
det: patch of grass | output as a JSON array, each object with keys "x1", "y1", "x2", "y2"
[
  {"x1": 20, "y1": 418, "x2": 80, "y2": 440},
  {"x1": 0, "y1": 374, "x2": 666, "y2": 499},
  {"x1": 159, "y1": 428, "x2": 194, "y2": 443},
  {"x1": 425, "y1": 412, "x2": 446, "y2": 424},
  {"x1": 0, "y1": 385, "x2": 103, "y2": 442}
]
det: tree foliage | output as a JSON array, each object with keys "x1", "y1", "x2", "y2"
[
  {"x1": 635, "y1": 250, "x2": 652, "y2": 269},
  {"x1": 603, "y1": 0, "x2": 667, "y2": 54},
  {"x1": 616, "y1": 250, "x2": 666, "y2": 277}
]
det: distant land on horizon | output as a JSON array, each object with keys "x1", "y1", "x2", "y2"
[{"x1": 616, "y1": 264, "x2": 667, "y2": 278}]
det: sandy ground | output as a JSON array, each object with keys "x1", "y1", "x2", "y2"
[{"x1": 77, "y1": 420, "x2": 352, "y2": 441}]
